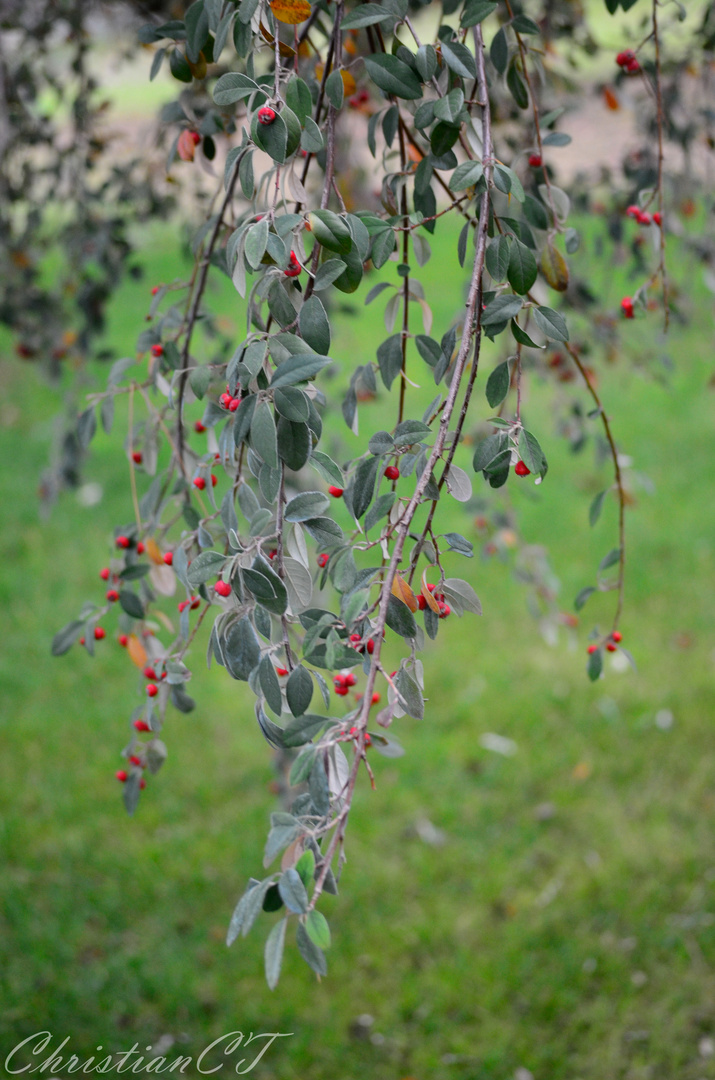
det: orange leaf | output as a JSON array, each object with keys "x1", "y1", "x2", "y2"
[
  {"x1": 177, "y1": 129, "x2": 197, "y2": 162},
  {"x1": 259, "y1": 23, "x2": 296, "y2": 56},
  {"x1": 421, "y1": 570, "x2": 440, "y2": 613},
  {"x1": 540, "y1": 241, "x2": 569, "y2": 292},
  {"x1": 340, "y1": 69, "x2": 356, "y2": 95},
  {"x1": 391, "y1": 573, "x2": 418, "y2": 612},
  {"x1": 146, "y1": 538, "x2": 164, "y2": 565},
  {"x1": 603, "y1": 86, "x2": 620, "y2": 111},
  {"x1": 270, "y1": 0, "x2": 311, "y2": 23},
  {"x1": 127, "y1": 635, "x2": 148, "y2": 669}
]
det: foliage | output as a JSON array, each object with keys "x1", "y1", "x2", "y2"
[{"x1": 2, "y1": 0, "x2": 714, "y2": 987}]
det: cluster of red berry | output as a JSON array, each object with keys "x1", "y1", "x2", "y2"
[
  {"x1": 219, "y1": 387, "x2": 242, "y2": 411},
  {"x1": 334, "y1": 671, "x2": 357, "y2": 696},
  {"x1": 588, "y1": 630, "x2": 623, "y2": 655},
  {"x1": 348, "y1": 726, "x2": 372, "y2": 747},
  {"x1": 349, "y1": 633, "x2": 376, "y2": 654},
  {"x1": 621, "y1": 297, "x2": 635, "y2": 319},
  {"x1": 416, "y1": 585, "x2": 451, "y2": 619},
  {"x1": 348, "y1": 89, "x2": 370, "y2": 108},
  {"x1": 616, "y1": 50, "x2": 640, "y2": 74},
  {"x1": 626, "y1": 204, "x2": 661, "y2": 227},
  {"x1": 193, "y1": 474, "x2": 217, "y2": 491},
  {"x1": 177, "y1": 596, "x2": 201, "y2": 615}
]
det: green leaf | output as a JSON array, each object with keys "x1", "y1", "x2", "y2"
[
  {"x1": 434, "y1": 88, "x2": 464, "y2": 124},
  {"x1": 370, "y1": 227, "x2": 396, "y2": 269},
  {"x1": 386, "y1": 594, "x2": 417, "y2": 639},
  {"x1": 305, "y1": 910, "x2": 331, "y2": 950},
  {"x1": 351, "y1": 456, "x2": 380, "y2": 520},
  {"x1": 461, "y1": 0, "x2": 497, "y2": 27},
  {"x1": 589, "y1": 490, "x2": 608, "y2": 527},
  {"x1": 342, "y1": 3, "x2": 395, "y2": 28},
  {"x1": 295, "y1": 848, "x2": 315, "y2": 888},
  {"x1": 574, "y1": 586, "x2": 595, "y2": 611},
  {"x1": 363, "y1": 54, "x2": 423, "y2": 100},
  {"x1": 444, "y1": 532, "x2": 474, "y2": 557},
  {"x1": 224, "y1": 617, "x2": 261, "y2": 681},
  {"x1": 282, "y1": 712, "x2": 336, "y2": 747},
  {"x1": 511, "y1": 320, "x2": 543, "y2": 349},
  {"x1": 77, "y1": 407, "x2": 97, "y2": 449},
  {"x1": 377, "y1": 334, "x2": 403, "y2": 391},
  {"x1": 442, "y1": 577, "x2": 482, "y2": 614},
  {"x1": 506, "y1": 58, "x2": 529, "y2": 109},
  {"x1": 508, "y1": 239, "x2": 537, "y2": 295},
  {"x1": 259, "y1": 655, "x2": 283, "y2": 717},
  {"x1": 441, "y1": 39, "x2": 477, "y2": 78},
  {"x1": 485, "y1": 360, "x2": 510, "y2": 408},
  {"x1": 473, "y1": 432, "x2": 509, "y2": 473},
  {"x1": 51, "y1": 619, "x2": 85, "y2": 656},
  {"x1": 251, "y1": 110, "x2": 288, "y2": 164},
  {"x1": 393, "y1": 419, "x2": 431, "y2": 447},
  {"x1": 286, "y1": 665, "x2": 313, "y2": 717},
  {"x1": 245, "y1": 217, "x2": 269, "y2": 270},
  {"x1": 296, "y1": 921, "x2": 328, "y2": 976},
  {"x1": 119, "y1": 590, "x2": 145, "y2": 619},
  {"x1": 285, "y1": 491, "x2": 330, "y2": 522},
  {"x1": 309, "y1": 451, "x2": 344, "y2": 488},
  {"x1": 587, "y1": 647, "x2": 603, "y2": 682},
  {"x1": 450, "y1": 161, "x2": 484, "y2": 192},
  {"x1": 187, "y1": 550, "x2": 226, "y2": 586},
  {"x1": 518, "y1": 428, "x2": 548, "y2": 478},
  {"x1": 251, "y1": 400, "x2": 279, "y2": 468},
  {"x1": 533, "y1": 305, "x2": 569, "y2": 342},
  {"x1": 274, "y1": 386, "x2": 310, "y2": 422},
  {"x1": 270, "y1": 353, "x2": 331, "y2": 388},
  {"x1": 213, "y1": 71, "x2": 259, "y2": 105},
  {"x1": 489, "y1": 27, "x2": 508, "y2": 74},
  {"x1": 482, "y1": 294, "x2": 523, "y2": 326},
  {"x1": 300, "y1": 117, "x2": 324, "y2": 153},
  {"x1": 285, "y1": 76, "x2": 313, "y2": 124},
  {"x1": 486, "y1": 235, "x2": 510, "y2": 281},
  {"x1": 512, "y1": 14, "x2": 541, "y2": 34},
  {"x1": 299, "y1": 296, "x2": 331, "y2": 355},
  {"x1": 599, "y1": 547, "x2": 621, "y2": 572},
  {"x1": 279, "y1": 868, "x2": 309, "y2": 913},
  {"x1": 523, "y1": 194, "x2": 549, "y2": 231},
  {"x1": 313, "y1": 259, "x2": 346, "y2": 291},
  {"x1": 309, "y1": 209, "x2": 352, "y2": 254},
  {"x1": 325, "y1": 69, "x2": 344, "y2": 109},
  {"x1": 396, "y1": 667, "x2": 424, "y2": 719},
  {"x1": 189, "y1": 364, "x2": 211, "y2": 400},
  {"x1": 185, "y1": 0, "x2": 209, "y2": 62},
  {"x1": 264, "y1": 917, "x2": 288, "y2": 990}
]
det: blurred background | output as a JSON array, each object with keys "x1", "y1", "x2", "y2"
[{"x1": 1, "y1": 2, "x2": 715, "y2": 1079}]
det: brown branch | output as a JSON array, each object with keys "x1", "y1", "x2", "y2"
[
  {"x1": 652, "y1": 0, "x2": 669, "y2": 330},
  {"x1": 308, "y1": 23, "x2": 494, "y2": 913}
]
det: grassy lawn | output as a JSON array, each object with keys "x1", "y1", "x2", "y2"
[{"x1": 1, "y1": 205, "x2": 715, "y2": 1080}]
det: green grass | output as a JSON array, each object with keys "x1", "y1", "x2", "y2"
[{"x1": 2, "y1": 213, "x2": 715, "y2": 1080}]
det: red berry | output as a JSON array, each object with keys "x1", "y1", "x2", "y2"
[
  {"x1": 94, "y1": 626, "x2": 106, "y2": 640},
  {"x1": 587, "y1": 644, "x2": 598, "y2": 655},
  {"x1": 219, "y1": 392, "x2": 232, "y2": 408},
  {"x1": 349, "y1": 633, "x2": 362, "y2": 646},
  {"x1": 190, "y1": 131, "x2": 201, "y2": 145},
  {"x1": 528, "y1": 153, "x2": 542, "y2": 168},
  {"x1": 151, "y1": 285, "x2": 161, "y2": 296},
  {"x1": 345, "y1": 673, "x2": 357, "y2": 687},
  {"x1": 190, "y1": 596, "x2": 201, "y2": 610},
  {"x1": 193, "y1": 476, "x2": 206, "y2": 490},
  {"x1": 215, "y1": 580, "x2": 232, "y2": 597},
  {"x1": 606, "y1": 641, "x2": 617, "y2": 652},
  {"x1": 258, "y1": 106, "x2": 276, "y2": 125},
  {"x1": 366, "y1": 638, "x2": 375, "y2": 655},
  {"x1": 211, "y1": 474, "x2": 218, "y2": 487},
  {"x1": 636, "y1": 210, "x2": 651, "y2": 225},
  {"x1": 146, "y1": 683, "x2": 158, "y2": 697},
  {"x1": 178, "y1": 600, "x2": 188, "y2": 613},
  {"x1": 150, "y1": 344, "x2": 164, "y2": 358},
  {"x1": 143, "y1": 666, "x2": 156, "y2": 680},
  {"x1": 136, "y1": 542, "x2": 145, "y2": 555},
  {"x1": 163, "y1": 552, "x2": 173, "y2": 566},
  {"x1": 653, "y1": 212, "x2": 662, "y2": 226},
  {"x1": 349, "y1": 727, "x2": 371, "y2": 747},
  {"x1": 515, "y1": 460, "x2": 531, "y2": 477},
  {"x1": 129, "y1": 755, "x2": 142, "y2": 767},
  {"x1": 621, "y1": 297, "x2": 635, "y2": 319},
  {"x1": 139, "y1": 778, "x2": 147, "y2": 790},
  {"x1": 132, "y1": 451, "x2": 143, "y2": 465},
  {"x1": 317, "y1": 553, "x2": 329, "y2": 568},
  {"x1": 116, "y1": 770, "x2": 128, "y2": 783},
  {"x1": 119, "y1": 634, "x2": 129, "y2": 648},
  {"x1": 79, "y1": 636, "x2": 86, "y2": 646},
  {"x1": 616, "y1": 49, "x2": 636, "y2": 67},
  {"x1": 328, "y1": 485, "x2": 344, "y2": 498},
  {"x1": 625, "y1": 204, "x2": 640, "y2": 219},
  {"x1": 194, "y1": 420, "x2": 206, "y2": 434},
  {"x1": 268, "y1": 549, "x2": 278, "y2": 560},
  {"x1": 612, "y1": 630, "x2": 623, "y2": 643},
  {"x1": 438, "y1": 602, "x2": 451, "y2": 619},
  {"x1": 276, "y1": 667, "x2": 289, "y2": 677},
  {"x1": 106, "y1": 589, "x2": 119, "y2": 603},
  {"x1": 371, "y1": 692, "x2": 381, "y2": 705},
  {"x1": 335, "y1": 685, "x2": 349, "y2": 696},
  {"x1": 116, "y1": 536, "x2": 130, "y2": 549},
  {"x1": 228, "y1": 397, "x2": 240, "y2": 412},
  {"x1": 384, "y1": 466, "x2": 399, "y2": 480},
  {"x1": 133, "y1": 719, "x2": 151, "y2": 732},
  {"x1": 625, "y1": 57, "x2": 640, "y2": 73},
  {"x1": 100, "y1": 567, "x2": 110, "y2": 581},
  {"x1": 417, "y1": 595, "x2": 427, "y2": 610},
  {"x1": 284, "y1": 251, "x2": 301, "y2": 278}
]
